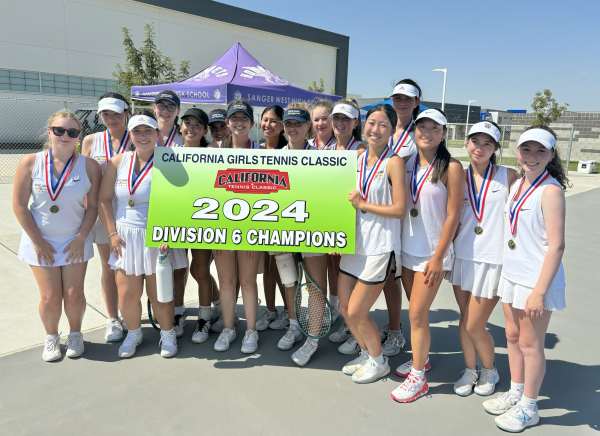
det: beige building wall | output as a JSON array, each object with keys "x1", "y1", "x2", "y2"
[{"x1": 0, "y1": 0, "x2": 337, "y2": 91}]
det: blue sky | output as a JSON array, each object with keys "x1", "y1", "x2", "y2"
[{"x1": 217, "y1": 0, "x2": 599, "y2": 111}]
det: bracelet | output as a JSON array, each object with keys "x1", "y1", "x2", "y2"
[{"x1": 108, "y1": 232, "x2": 118, "y2": 239}]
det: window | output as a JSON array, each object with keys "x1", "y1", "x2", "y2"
[{"x1": 0, "y1": 69, "x2": 118, "y2": 96}]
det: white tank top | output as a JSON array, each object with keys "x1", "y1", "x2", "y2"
[
  {"x1": 455, "y1": 166, "x2": 509, "y2": 264},
  {"x1": 389, "y1": 131, "x2": 417, "y2": 159},
  {"x1": 90, "y1": 131, "x2": 132, "y2": 174},
  {"x1": 170, "y1": 133, "x2": 184, "y2": 147},
  {"x1": 29, "y1": 151, "x2": 91, "y2": 239},
  {"x1": 114, "y1": 151, "x2": 153, "y2": 228},
  {"x1": 402, "y1": 153, "x2": 451, "y2": 257},
  {"x1": 309, "y1": 137, "x2": 336, "y2": 150},
  {"x1": 501, "y1": 177, "x2": 566, "y2": 289},
  {"x1": 355, "y1": 151, "x2": 399, "y2": 257}
]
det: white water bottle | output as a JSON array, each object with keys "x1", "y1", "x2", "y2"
[{"x1": 156, "y1": 252, "x2": 174, "y2": 303}]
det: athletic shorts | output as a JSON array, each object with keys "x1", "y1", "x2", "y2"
[
  {"x1": 401, "y1": 249, "x2": 453, "y2": 273},
  {"x1": 339, "y1": 252, "x2": 394, "y2": 285}
]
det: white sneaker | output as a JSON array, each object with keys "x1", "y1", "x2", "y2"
[
  {"x1": 119, "y1": 317, "x2": 128, "y2": 332},
  {"x1": 329, "y1": 320, "x2": 351, "y2": 343},
  {"x1": 390, "y1": 373, "x2": 429, "y2": 403},
  {"x1": 330, "y1": 306, "x2": 341, "y2": 324},
  {"x1": 159, "y1": 329, "x2": 178, "y2": 357},
  {"x1": 475, "y1": 367, "x2": 500, "y2": 396},
  {"x1": 173, "y1": 314, "x2": 186, "y2": 338},
  {"x1": 268, "y1": 309, "x2": 289, "y2": 330},
  {"x1": 338, "y1": 336, "x2": 360, "y2": 355},
  {"x1": 211, "y1": 314, "x2": 240, "y2": 333},
  {"x1": 191, "y1": 319, "x2": 211, "y2": 344},
  {"x1": 342, "y1": 350, "x2": 370, "y2": 375},
  {"x1": 292, "y1": 338, "x2": 318, "y2": 366},
  {"x1": 495, "y1": 404, "x2": 539, "y2": 432},
  {"x1": 277, "y1": 325, "x2": 302, "y2": 350},
  {"x1": 42, "y1": 333, "x2": 61, "y2": 362},
  {"x1": 379, "y1": 322, "x2": 389, "y2": 342},
  {"x1": 241, "y1": 329, "x2": 259, "y2": 353},
  {"x1": 104, "y1": 318, "x2": 124, "y2": 342},
  {"x1": 352, "y1": 357, "x2": 390, "y2": 384},
  {"x1": 214, "y1": 328, "x2": 236, "y2": 351},
  {"x1": 395, "y1": 357, "x2": 431, "y2": 377},
  {"x1": 381, "y1": 328, "x2": 406, "y2": 357},
  {"x1": 65, "y1": 332, "x2": 84, "y2": 358},
  {"x1": 256, "y1": 309, "x2": 278, "y2": 331},
  {"x1": 453, "y1": 368, "x2": 479, "y2": 397},
  {"x1": 482, "y1": 391, "x2": 521, "y2": 415},
  {"x1": 119, "y1": 330, "x2": 144, "y2": 358}
]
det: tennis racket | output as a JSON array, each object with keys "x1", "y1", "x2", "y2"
[
  {"x1": 147, "y1": 300, "x2": 160, "y2": 331},
  {"x1": 293, "y1": 253, "x2": 332, "y2": 339}
]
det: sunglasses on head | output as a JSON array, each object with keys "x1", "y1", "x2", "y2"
[{"x1": 50, "y1": 127, "x2": 80, "y2": 138}]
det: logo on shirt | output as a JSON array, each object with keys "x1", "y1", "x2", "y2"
[{"x1": 215, "y1": 169, "x2": 290, "y2": 194}]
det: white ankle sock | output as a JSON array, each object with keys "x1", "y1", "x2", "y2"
[
  {"x1": 330, "y1": 295, "x2": 339, "y2": 307},
  {"x1": 199, "y1": 305, "x2": 211, "y2": 321},
  {"x1": 411, "y1": 368, "x2": 425, "y2": 379},
  {"x1": 174, "y1": 305, "x2": 185, "y2": 316},
  {"x1": 290, "y1": 319, "x2": 299, "y2": 328},
  {"x1": 130, "y1": 327, "x2": 142, "y2": 334},
  {"x1": 213, "y1": 299, "x2": 221, "y2": 307},
  {"x1": 371, "y1": 354, "x2": 384, "y2": 364},
  {"x1": 520, "y1": 395, "x2": 537, "y2": 411},
  {"x1": 510, "y1": 381, "x2": 525, "y2": 397}
]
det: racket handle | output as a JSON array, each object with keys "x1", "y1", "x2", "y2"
[{"x1": 274, "y1": 253, "x2": 298, "y2": 287}]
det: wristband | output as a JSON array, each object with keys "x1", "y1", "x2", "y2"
[{"x1": 108, "y1": 232, "x2": 118, "y2": 239}]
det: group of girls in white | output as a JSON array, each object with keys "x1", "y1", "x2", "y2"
[{"x1": 14, "y1": 79, "x2": 567, "y2": 432}]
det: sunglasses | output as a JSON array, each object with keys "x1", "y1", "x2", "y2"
[{"x1": 50, "y1": 127, "x2": 80, "y2": 138}]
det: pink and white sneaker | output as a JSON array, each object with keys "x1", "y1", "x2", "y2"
[
  {"x1": 391, "y1": 373, "x2": 429, "y2": 403},
  {"x1": 395, "y1": 357, "x2": 431, "y2": 378}
]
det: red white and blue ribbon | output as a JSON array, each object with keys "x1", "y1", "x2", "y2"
[
  {"x1": 316, "y1": 136, "x2": 335, "y2": 150},
  {"x1": 283, "y1": 141, "x2": 310, "y2": 150},
  {"x1": 410, "y1": 153, "x2": 437, "y2": 207},
  {"x1": 45, "y1": 149, "x2": 74, "y2": 202},
  {"x1": 249, "y1": 140, "x2": 259, "y2": 149},
  {"x1": 508, "y1": 170, "x2": 549, "y2": 236},
  {"x1": 104, "y1": 130, "x2": 130, "y2": 159},
  {"x1": 128, "y1": 150, "x2": 154, "y2": 197},
  {"x1": 163, "y1": 125, "x2": 177, "y2": 148},
  {"x1": 337, "y1": 137, "x2": 357, "y2": 151},
  {"x1": 467, "y1": 162, "x2": 493, "y2": 223},
  {"x1": 359, "y1": 147, "x2": 390, "y2": 200},
  {"x1": 388, "y1": 118, "x2": 413, "y2": 154}
]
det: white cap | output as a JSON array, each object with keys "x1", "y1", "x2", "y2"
[
  {"x1": 415, "y1": 108, "x2": 447, "y2": 126},
  {"x1": 331, "y1": 103, "x2": 359, "y2": 119},
  {"x1": 128, "y1": 115, "x2": 159, "y2": 130},
  {"x1": 468, "y1": 122, "x2": 501, "y2": 142},
  {"x1": 388, "y1": 83, "x2": 420, "y2": 99},
  {"x1": 517, "y1": 128, "x2": 556, "y2": 150},
  {"x1": 97, "y1": 97, "x2": 128, "y2": 114}
]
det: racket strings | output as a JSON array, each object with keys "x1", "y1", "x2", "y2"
[{"x1": 296, "y1": 283, "x2": 331, "y2": 338}]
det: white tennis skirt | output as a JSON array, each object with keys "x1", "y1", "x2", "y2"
[
  {"x1": 498, "y1": 276, "x2": 566, "y2": 311},
  {"x1": 447, "y1": 258, "x2": 501, "y2": 299},
  {"x1": 18, "y1": 229, "x2": 94, "y2": 267},
  {"x1": 401, "y1": 249, "x2": 453, "y2": 273},
  {"x1": 109, "y1": 223, "x2": 188, "y2": 276},
  {"x1": 91, "y1": 217, "x2": 108, "y2": 244},
  {"x1": 340, "y1": 252, "x2": 394, "y2": 285}
]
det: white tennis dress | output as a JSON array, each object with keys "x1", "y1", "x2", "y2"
[
  {"x1": 401, "y1": 154, "x2": 453, "y2": 272},
  {"x1": 498, "y1": 176, "x2": 566, "y2": 310},
  {"x1": 18, "y1": 152, "x2": 94, "y2": 266},
  {"x1": 449, "y1": 166, "x2": 509, "y2": 298},
  {"x1": 108, "y1": 151, "x2": 187, "y2": 275}
]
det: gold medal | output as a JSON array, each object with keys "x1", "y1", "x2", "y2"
[
  {"x1": 508, "y1": 240, "x2": 516, "y2": 250},
  {"x1": 474, "y1": 226, "x2": 483, "y2": 235},
  {"x1": 128, "y1": 199, "x2": 135, "y2": 207},
  {"x1": 49, "y1": 205, "x2": 59, "y2": 214},
  {"x1": 410, "y1": 208, "x2": 419, "y2": 218}
]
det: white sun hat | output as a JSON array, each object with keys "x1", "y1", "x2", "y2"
[
  {"x1": 517, "y1": 128, "x2": 556, "y2": 150},
  {"x1": 415, "y1": 108, "x2": 447, "y2": 126},
  {"x1": 388, "y1": 83, "x2": 420, "y2": 99},
  {"x1": 128, "y1": 115, "x2": 158, "y2": 130},
  {"x1": 468, "y1": 122, "x2": 501, "y2": 142},
  {"x1": 97, "y1": 97, "x2": 128, "y2": 114}
]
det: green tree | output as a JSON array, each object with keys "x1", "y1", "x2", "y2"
[
  {"x1": 112, "y1": 23, "x2": 190, "y2": 102},
  {"x1": 308, "y1": 77, "x2": 325, "y2": 93},
  {"x1": 531, "y1": 89, "x2": 569, "y2": 125}
]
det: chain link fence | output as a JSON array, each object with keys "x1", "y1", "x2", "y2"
[{"x1": 445, "y1": 123, "x2": 574, "y2": 172}]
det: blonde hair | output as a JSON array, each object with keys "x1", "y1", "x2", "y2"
[
  {"x1": 286, "y1": 102, "x2": 314, "y2": 139},
  {"x1": 43, "y1": 110, "x2": 82, "y2": 150},
  {"x1": 333, "y1": 99, "x2": 362, "y2": 142}
]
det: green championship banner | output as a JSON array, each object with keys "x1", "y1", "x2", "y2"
[{"x1": 146, "y1": 147, "x2": 357, "y2": 253}]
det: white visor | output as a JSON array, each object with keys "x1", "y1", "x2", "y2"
[
  {"x1": 388, "y1": 84, "x2": 420, "y2": 99},
  {"x1": 415, "y1": 108, "x2": 447, "y2": 126},
  {"x1": 97, "y1": 97, "x2": 128, "y2": 114},
  {"x1": 468, "y1": 122, "x2": 501, "y2": 143},
  {"x1": 517, "y1": 129, "x2": 556, "y2": 150},
  {"x1": 128, "y1": 115, "x2": 159, "y2": 131},
  {"x1": 331, "y1": 104, "x2": 359, "y2": 119}
]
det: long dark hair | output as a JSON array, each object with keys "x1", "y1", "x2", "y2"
[
  {"x1": 394, "y1": 79, "x2": 422, "y2": 121},
  {"x1": 262, "y1": 105, "x2": 287, "y2": 149},
  {"x1": 518, "y1": 125, "x2": 570, "y2": 190},
  {"x1": 467, "y1": 120, "x2": 501, "y2": 165},
  {"x1": 221, "y1": 99, "x2": 253, "y2": 149},
  {"x1": 365, "y1": 104, "x2": 398, "y2": 136},
  {"x1": 415, "y1": 108, "x2": 450, "y2": 184}
]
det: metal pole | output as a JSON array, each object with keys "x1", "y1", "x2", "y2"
[
  {"x1": 441, "y1": 68, "x2": 447, "y2": 112},
  {"x1": 499, "y1": 125, "x2": 506, "y2": 164},
  {"x1": 565, "y1": 125, "x2": 574, "y2": 174},
  {"x1": 466, "y1": 102, "x2": 470, "y2": 141}
]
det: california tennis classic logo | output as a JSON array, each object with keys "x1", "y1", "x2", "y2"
[
  {"x1": 215, "y1": 169, "x2": 290, "y2": 194},
  {"x1": 214, "y1": 89, "x2": 221, "y2": 100},
  {"x1": 240, "y1": 66, "x2": 289, "y2": 85},
  {"x1": 189, "y1": 66, "x2": 229, "y2": 82},
  {"x1": 233, "y1": 90, "x2": 242, "y2": 100}
]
